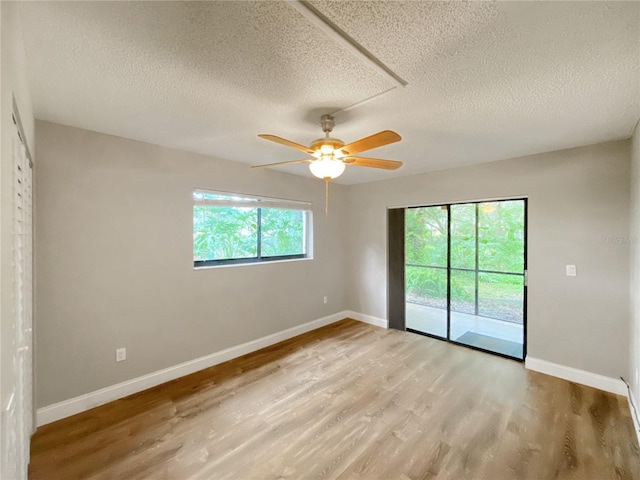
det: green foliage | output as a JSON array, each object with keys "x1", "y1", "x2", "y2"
[
  {"x1": 450, "y1": 270, "x2": 475, "y2": 313},
  {"x1": 405, "y1": 207, "x2": 447, "y2": 266},
  {"x1": 261, "y1": 209, "x2": 304, "y2": 256},
  {"x1": 478, "y1": 201, "x2": 524, "y2": 273},
  {"x1": 478, "y1": 273, "x2": 524, "y2": 322},
  {"x1": 450, "y1": 204, "x2": 476, "y2": 269},
  {"x1": 405, "y1": 266, "x2": 447, "y2": 304},
  {"x1": 193, "y1": 207, "x2": 304, "y2": 261},
  {"x1": 194, "y1": 206, "x2": 257, "y2": 261}
]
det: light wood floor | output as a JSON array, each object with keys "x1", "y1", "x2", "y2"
[{"x1": 30, "y1": 319, "x2": 639, "y2": 479}]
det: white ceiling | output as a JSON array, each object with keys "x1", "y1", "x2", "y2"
[{"x1": 19, "y1": 1, "x2": 640, "y2": 185}]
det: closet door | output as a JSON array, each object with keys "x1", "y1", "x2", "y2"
[{"x1": 3, "y1": 110, "x2": 34, "y2": 480}]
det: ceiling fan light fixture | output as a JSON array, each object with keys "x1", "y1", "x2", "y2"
[
  {"x1": 309, "y1": 156, "x2": 345, "y2": 179},
  {"x1": 320, "y1": 144, "x2": 334, "y2": 155}
]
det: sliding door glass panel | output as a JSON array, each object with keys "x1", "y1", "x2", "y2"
[
  {"x1": 450, "y1": 269, "x2": 475, "y2": 315},
  {"x1": 478, "y1": 273, "x2": 524, "y2": 324},
  {"x1": 405, "y1": 206, "x2": 448, "y2": 338},
  {"x1": 405, "y1": 267, "x2": 447, "y2": 337},
  {"x1": 472, "y1": 272, "x2": 524, "y2": 357},
  {"x1": 449, "y1": 270, "x2": 476, "y2": 341},
  {"x1": 454, "y1": 200, "x2": 525, "y2": 359},
  {"x1": 478, "y1": 201, "x2": 525, "y2": 274},
  {"x1": 406, "y1": 207, "x2": 447, "y2": 266},
  {"x1": 450, "y1": 204, "x2": 476, "y2": 270}
]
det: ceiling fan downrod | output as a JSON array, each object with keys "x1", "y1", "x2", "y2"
[{"x1": 320, "y1": 114, "x2": 335, "y2": 138}]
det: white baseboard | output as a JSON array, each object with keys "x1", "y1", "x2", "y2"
[
  {"x1": 345, "y1": 310, "x2": 388, "y2": 329},
  {"x1": 36, "y1": 310, "x2": 351, "y2": 427},
  {"x1": 525, "y1": 356, "x2": 627, "y2": 396},
  {"x1": 626, "y1": 387, "x2": 640, "y2": 447}
]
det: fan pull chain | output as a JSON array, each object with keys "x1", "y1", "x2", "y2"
[{"x1": 325, "y1": 177, "x2": 329, "y2": 219}]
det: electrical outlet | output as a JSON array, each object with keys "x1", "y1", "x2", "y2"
[
  {"x1": 566, "y1": 265, "x2": 576, "y2": 277},
  {"x1": 116, "y1": 347, "x2": 126, "y2": 362},
  {"x1": 323, "y1": 296, "x2": 328, "y2": 304}
]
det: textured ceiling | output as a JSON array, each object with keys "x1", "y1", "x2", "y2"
[{"x1": 19, "y1": 1, "x2": 640, "y2": 185}]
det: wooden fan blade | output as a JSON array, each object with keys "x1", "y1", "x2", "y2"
[
  {"x1": 258, "y1": 134, "x2": 315, "y2": 155},
  {"x1": 343, "y1": 157, "x2": 403, "y2": 170},
  {"x1": 251, "y1": 159, "x2": 312, "y2": 169},
  {"x1": 337, "y1": 130, "x2": 401, "y2": 156}
]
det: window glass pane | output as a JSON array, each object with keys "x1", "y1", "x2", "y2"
[
  {"x1": 260, "y1": 208, "x2": 305, "y2": 257},
  {"x1": 405, "y1": 266, "x2": 447, "y2": 339},
  {"x1": 405, "y1": 206, "x2": 448, "y2": 267},
  {"x1": 478, "y1": 272, "x2": 524, "y2": 323},
  {"x1": 478, "y1": 200, "x2": 525, "y2": 273},
  {"x1": 450, "y1": 204, "x2": 476, "y2": 269},
  {"x1": 193, "y1": 206, "x2": 257, "y2": 261},
  {"x1": 405, "y1": 266, "x2": 447, "y2": 310},
  {"x1": 450, "y1": 269, "x2": 475, "y2": 315}
]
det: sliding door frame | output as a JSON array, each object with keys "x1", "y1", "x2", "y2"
[{"x1": 399, "y1": 197, "x2": 528, "y2": 362}]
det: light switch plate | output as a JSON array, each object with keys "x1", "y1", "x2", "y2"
[
  {"x1": 566, "y1": 265, "x2": 576, "y2": 277},
  {"x1": 116, "y1": 347, "x2": 126, "y2": 362}
]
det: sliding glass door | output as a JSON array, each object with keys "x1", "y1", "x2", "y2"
[{"x1": 404, "y1": 199, "x2": 526, "y2": 360}]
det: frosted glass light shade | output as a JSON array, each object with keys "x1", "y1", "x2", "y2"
[{"x1": 309, "y1": 157, "x2": 346, "y2": 179}]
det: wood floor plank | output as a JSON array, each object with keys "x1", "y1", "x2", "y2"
[{"x1": 29, "y1": 319, "x2": 640, "y2": 479}]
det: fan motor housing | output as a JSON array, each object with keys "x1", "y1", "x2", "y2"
[{"x1": 310, "y1": 137, "x2": 345, "y2": 153}]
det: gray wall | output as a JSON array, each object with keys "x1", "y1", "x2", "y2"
[
  {"x1": 346, "y1": 140, "x2": 631, "y2": 379},
  {"x1": 630, "y1": 121, "x2": 640, "y2": 407},
  {"x1": 34, "y1": 121, "x2": 349, "y2": 407},
  {"x1": 35, "y1": 121, "x2": 633, "y2": 408}
]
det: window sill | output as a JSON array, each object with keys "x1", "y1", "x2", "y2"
[{"x1": 193, "y1": 257, "x2": 313, "y2": 270}]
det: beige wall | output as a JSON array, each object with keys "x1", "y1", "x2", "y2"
[
  {"x1": 346, "y1": 140, "x2": 631, "y2": 379},
  {"x1": 34, "y1": 121, "x2": 349, "y2": 407},
  {"x1": 630, "y1": 120, "x2": 640, "y2": 409}
]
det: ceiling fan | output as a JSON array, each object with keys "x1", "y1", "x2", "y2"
[{"x1": 252, "y1": 114, "x2": 403, "y2": 180}]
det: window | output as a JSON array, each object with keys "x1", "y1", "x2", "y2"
[{"x1": 193, "y1": 190, "x2": 312, "y2": 267}]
